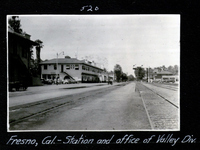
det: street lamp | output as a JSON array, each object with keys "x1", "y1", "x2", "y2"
[{"x1": 56, "y1": 51, "x2": 64, "y2": 78}]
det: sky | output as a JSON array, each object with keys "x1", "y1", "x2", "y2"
[{"x1": 8, "y1": 15, "x2": 180, "y2": 76}]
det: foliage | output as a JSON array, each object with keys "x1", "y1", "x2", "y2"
[
  {"x1": 30, "y1": 58, "x2": 39, "y2": 77},
  {"x1": 156, "y1": 65, "x2": 179, "y2": 75},
  {"x1": 128, "y1": 74, "x2": 135, "y2": 81},
  {"x1": 121, "y1": 73, "x2": 128, "y2": 82},
  {"x1": 103, "y1": 68, "x2": 107, "y2": 72},
  {"x1": 35, "y1": 39, "x2": 44, "y2": 48},
  {"x1": 134, "y1": 67, "x2": 145, "y2": 80},
  {"x1": 114, "y1": 64, "x2": 122, "y2": 82},
  {"x1": 8, "y1": 16, "x2": 23, "y2": 34}
]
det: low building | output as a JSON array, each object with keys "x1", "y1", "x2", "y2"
[
  {"x1": 162, "y1": 75, "x2": 179, "y2": 83},
  {"x1": 154, "y1": 70, "x2": 174, "y2": 81},
  {"x1": 40, "y1": 56, "x2": 105, "y2": 83}
]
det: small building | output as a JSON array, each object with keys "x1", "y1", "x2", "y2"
[
  {"x1": 162, "y1": 75, "x2": 179, "y2": 83},
  {"x1": 154, "y1": 70, "x2": 174, "y2": 82},
  {"x1": 40, "y1": 56, "x2": 104, "y2": 83}
]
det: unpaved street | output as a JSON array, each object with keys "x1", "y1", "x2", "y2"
[
  {"x1": 10, "y1": 82, "x2": 152, "y2": 131},
  {"x1": 9, "y1": 82, "x2": 179, "y2": 131}
]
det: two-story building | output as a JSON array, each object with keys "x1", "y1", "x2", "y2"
[
  {"x1": 40, "y1": 56, "x2": 107, "y2": 83},
  {"x1": 8, "y1": 27, "x2": 40, "y2": 90}
]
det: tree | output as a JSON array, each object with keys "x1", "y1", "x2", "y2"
[
  {"x1": 167, "y1": 65, "x2": 174, "y2": 73},
  {"x1": 114, "y1": 64, "x2": 122, "y2": 82},
  {"x1": 34, "y1": 39, "x2": 44, "y2": 75},
  {"x1": 128, "y1": 74, "x2": 135, "y2": 81},
  {"x1": 134, "y1": 67, "x2": 145, "y2": 80},
  {"x1": 121, "y1": 73, "x2": 128, "y2": 82},
  {"x1": 173, "y1": 65, "x2": 179, "y2": 75},
  {"x1": 160, "y1": 65, "x2": 167, "y2": 71},
  {"x1": 8, "y1": 16, "x2": 23, "y2": 33}
]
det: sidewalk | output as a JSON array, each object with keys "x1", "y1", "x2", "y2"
[
  {"x1": 9, "y1": 82, "x2": 127, "y2": 108},
  {"x1": 9, "y1": 83, "x2": 106, "y2": 97}
]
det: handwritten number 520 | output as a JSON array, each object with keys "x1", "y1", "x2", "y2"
[{"x1": 80, "y1": 5, "x2": 99, "y2": 11}]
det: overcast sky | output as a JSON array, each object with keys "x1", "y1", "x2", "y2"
[{"x1": 8, "y1": 15, "x2": 180, "y2": 75}]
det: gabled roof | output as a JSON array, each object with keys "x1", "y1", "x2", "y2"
[
  {"x1": 157, "y1": 71, "x2": 173, "y2": 75},
  {"x1": 40, "y1": 58, "x2": 84, "y2": 64},
  {"x1": 40, "y1": 58, "x2": 103, "y2": 70}
]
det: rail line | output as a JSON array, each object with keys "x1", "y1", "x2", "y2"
[
  {"x1": 151, "y1": 83, "x2": 178, "y2": 91},
  {"x1": 138, "y1": 83, "x2": 179, "y2": 108},
  {"x1": 136, "y1": 83, "x2": 179, "y2": 130},
  {"x1": 9, "y1": 84, "x2": 124, "y2": 128}
]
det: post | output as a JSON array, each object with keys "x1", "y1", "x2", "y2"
[
  {"x1": 147, "y1": 67, "x2": 149, "y2": 82},
  {"x1": 56, "y1": 51, "x2": 64, "y2": 79},
  {"x1": 147, "y1": 67, "x2": 150, "y2": 83},
  {"x1": 56, "y1": 53, "x2": 58, "y2": 78}
]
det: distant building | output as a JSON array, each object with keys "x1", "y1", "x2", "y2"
[
  {"x1": 108, "y1": 71, "x2": 114, "y2": 81},
  {"x1": 8, "y1": 27, "x2": 40, "y2": 89},
  {"x1": 154, "y1": 70, "x2": 174, "y2": 81},
  {"x1": 162, "y1": 75, "x2": 179, "y2": 83},
  {"x1": 40, "y1": 56, "x2": 107, "y2": 83}
]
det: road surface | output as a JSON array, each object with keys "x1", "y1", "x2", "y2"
[{"x1": 9, "y1": 82, "x2": 179, "y2": 131}]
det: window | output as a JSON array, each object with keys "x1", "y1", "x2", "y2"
[
  {"x1": 61, "y1": 65, "x2": 63, "y2": 72},
  {"x1": 44, "y1": 64, "x2": 47, "y2": 70},
  {"x1": 75, "y1": 64, "x2": 79, "y2": 70},
  {"x1": 70, "y1": 64, "x2": 75, "y2": 69},
  {"x1": 42, "y1": 74, "x2": 46, "y2": 79},
  {"x1": 82, "y1": 65, "x2": 85, "y2": 70},
  {"x1": 66, "y1": 64, "x2": 70, "y2": 70},
  {"x1": 54, "y1": 64, "x2": 57, "y2": 70}
]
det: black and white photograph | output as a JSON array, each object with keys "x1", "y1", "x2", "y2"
[{"x1": 7, "y1": 15, "x2": 180, "y2": 132}]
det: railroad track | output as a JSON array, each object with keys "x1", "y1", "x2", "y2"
[
  {"x1": 151, "y1": 83, "x2": 179, "y2": 91},
  {"x1": 136, "y1": 83, "x2": 179, "y2": 130},
  {"x1": 9, "y1": 84, "x2": 125, "y2": 129},
  {"x1": 137, "y1": 83, "x2": 179, "y2": 108}
]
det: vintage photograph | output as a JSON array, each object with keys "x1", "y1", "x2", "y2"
[{"x1": 8, "y1": 15, "x2": 180, "y2": 131}]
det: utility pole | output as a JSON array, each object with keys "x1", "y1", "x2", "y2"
[
  {"x1": 148, "y1": 67, "x2": 149, "y2": 82},
  {"x1": 56, "y1": 51, "x2": 64, "y2": 78}
]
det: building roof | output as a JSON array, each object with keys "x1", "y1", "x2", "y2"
[
  {"x1": 8, "y1": 28, "x2": 39, "y2": 46},
  {"x1": 40, "y1": 58, "x2": 83, "y2": 64},
  {"x1": 157, "y1": 71, "x2": 173, "y2": 75},
  {"x1": 40, "y1": 58, "x2": 103, "y2": 70}
]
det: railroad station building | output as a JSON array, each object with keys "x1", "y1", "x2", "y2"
[
  {"x1": 8, "y1": 27, "x2": 41, "y2": 88},
  {"x1": 40, "y1": 56, "x2": 114, "y2": 83}
]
